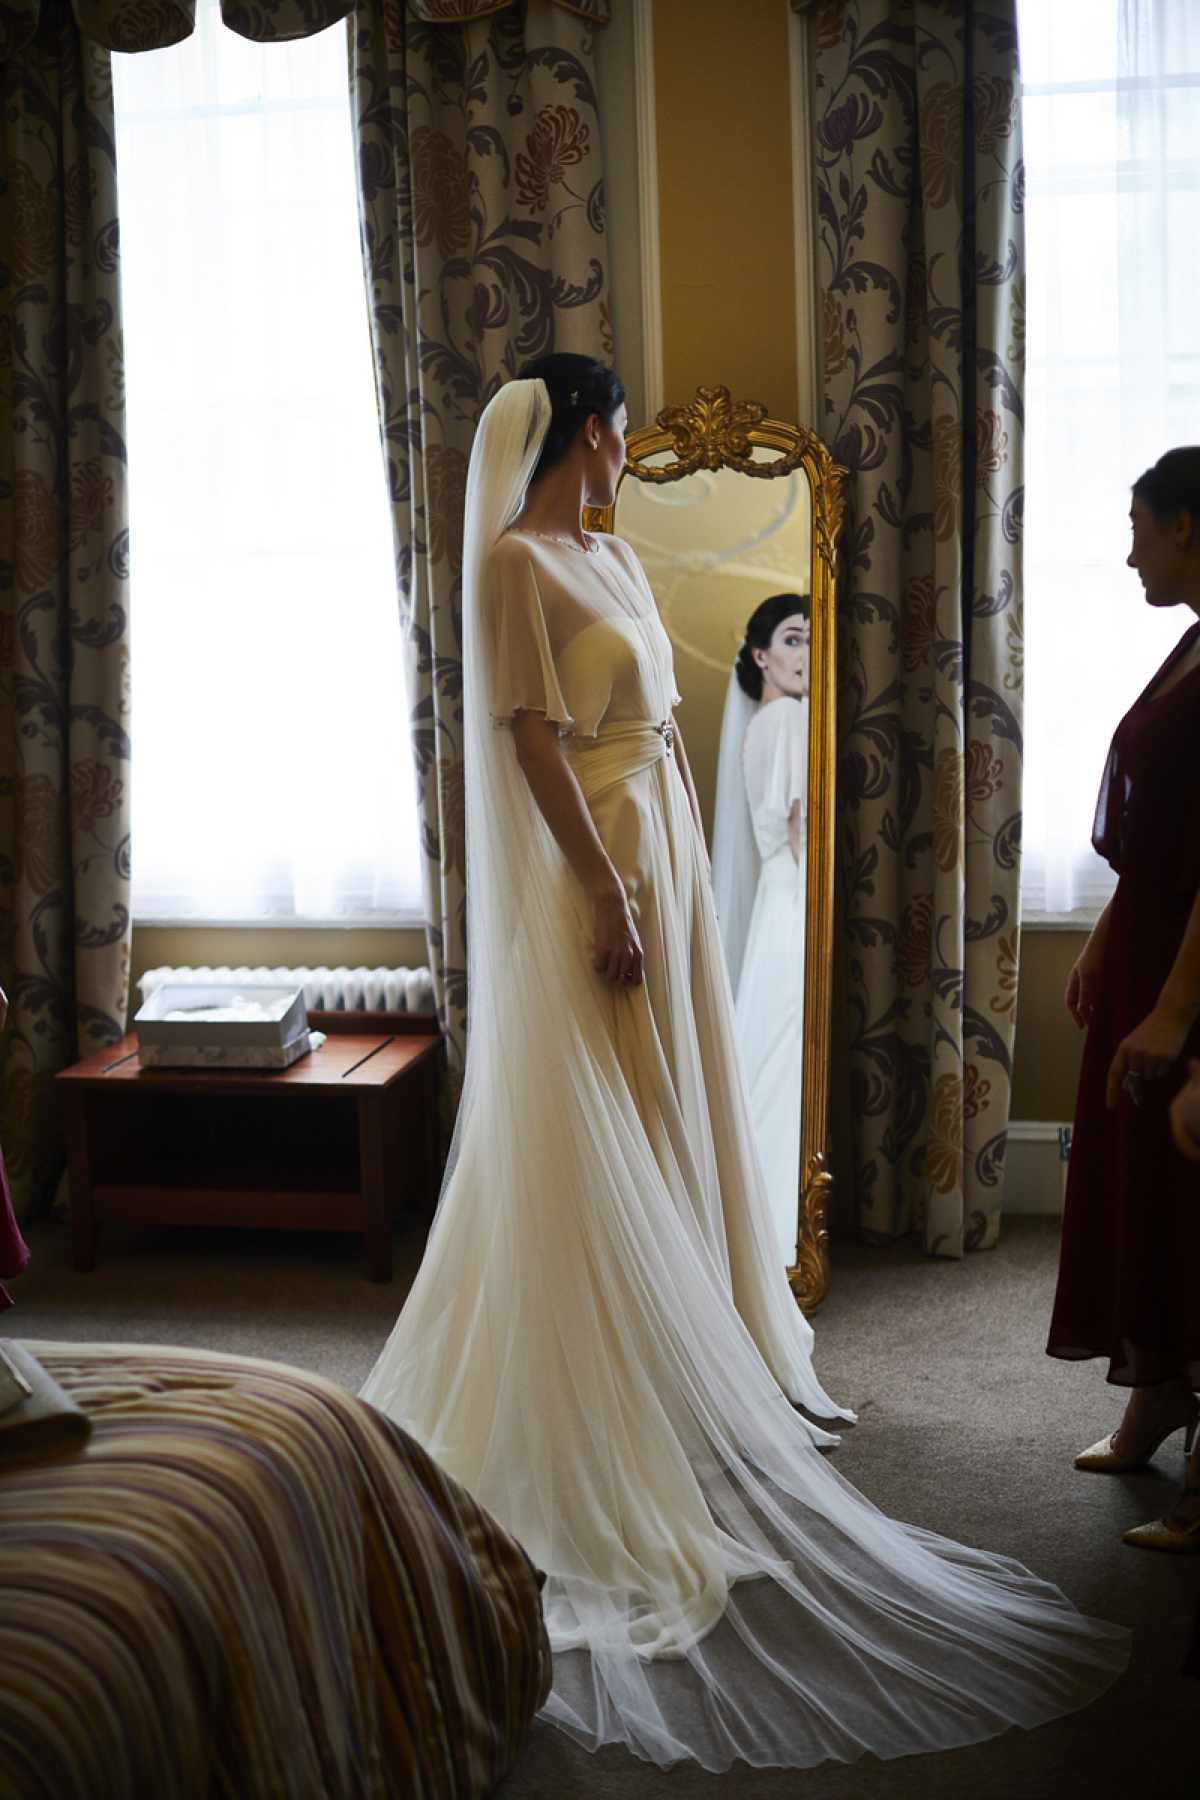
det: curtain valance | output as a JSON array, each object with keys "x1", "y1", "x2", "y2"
[
  {"x1": 407, "y1": 0, "x2": 608, "y2": 21},
  {"x1": 0, "y1": 0, "x2": 608, "y2": 62}
]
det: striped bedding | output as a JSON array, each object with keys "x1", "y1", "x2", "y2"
[{"x1": 0, "y1": 1343, "x2": 551, "y2": 1799}]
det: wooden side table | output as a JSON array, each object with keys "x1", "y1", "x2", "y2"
[{"x1": 55, "y1": 1026, "x2": 440, "y2": 1282}]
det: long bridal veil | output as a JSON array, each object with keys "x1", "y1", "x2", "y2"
[
  {"x1": 712, "y1": 668, "x2": 759, "y2": 994},
  {"x1": 362, "y1": 380, "x2": 1127, "y2": 1772}
]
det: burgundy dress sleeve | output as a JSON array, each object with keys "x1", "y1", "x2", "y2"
[
  {"x1": 1092, "y1": 619, "x2": 1200, "y2": 905},
  {"x1": 0, "y1": 1144, "x2": 29, "y2": 1310}
]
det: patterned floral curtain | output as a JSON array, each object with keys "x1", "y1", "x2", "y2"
[
  {"x1": 350, "y1": 0, "x2": 611, "y2": 1074},
  {"x1": 807, "y1": 0, "x2": 1025, "y2": 1254},
  {"x1": 0, "y1": 0, "x2": 130, "y2": 1219}
]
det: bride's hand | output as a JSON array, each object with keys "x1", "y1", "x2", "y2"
[{"x1": 593, "y1": 888, "x2": 644, "y2": 987}]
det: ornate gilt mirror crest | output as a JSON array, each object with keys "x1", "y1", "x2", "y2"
[{"x1": 585, "y1": 387, "x2": 847, "y2": 1313}]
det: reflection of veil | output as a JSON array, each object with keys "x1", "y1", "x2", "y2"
[{"x1": 711, "y1": 667, "x2": 759, "y2": 994}]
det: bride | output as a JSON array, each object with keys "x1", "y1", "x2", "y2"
[
  {"x1": 362, "y1": 355, "x2": 1126, "y2": 1770},
  {"x1": 712, "y1": 593, "x2": 813, "y2": 1264}
]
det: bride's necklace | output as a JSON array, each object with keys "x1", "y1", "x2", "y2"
[{"x1": 515, "y1": 528, "x2": 599, "y2": 555}]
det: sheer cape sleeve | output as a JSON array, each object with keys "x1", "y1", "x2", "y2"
[
  {"x1": 1092, "y1": 621, "x2": 1200, "y2": 906},
  {"x1": 487, "y1": 536, "x2": 573, "y2": 731},
  {"x1": 743, "y1": 698, "x2": 809, "y2": 847}
]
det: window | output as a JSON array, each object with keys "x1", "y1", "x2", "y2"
[
  {"x1": 115, "y1": 0, "x2": 422, "y2": 924},
  {"x1": 1018, "y1": 0, "x2": 1200, "y2": 919}
]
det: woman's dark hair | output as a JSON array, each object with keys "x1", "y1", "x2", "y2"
[
  {"x1": 519, "y1": 353, "x2": 625, "y2": 482},
  {"x1": 735, "y1": 592, "x2": 811, "y2": 700},
  {"x1": 1132, "y1": 447, "x2": 1200, "y2": 524}
]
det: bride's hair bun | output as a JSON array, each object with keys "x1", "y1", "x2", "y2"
[
  {"x1": 735, "y1": 592, "x2": 811, "y2": 700},
  {"x1": 519, "y1": 353, "x2": 625, "y2": 482}
]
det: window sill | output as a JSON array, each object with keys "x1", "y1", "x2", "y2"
[
  {"x1": 132, "y1": 914, "x2": 427, "y2": 931},
  {"x1": 1019, "y1": 912, "x2": 1103, "y2": 932}
]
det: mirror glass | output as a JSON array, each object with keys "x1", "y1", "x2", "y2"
[{"x1": 613, "y1": 454, "x2": 814, "y2": 1274}]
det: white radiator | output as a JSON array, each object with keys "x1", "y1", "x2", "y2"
[
  {"x1": 1003, "y1": 1121, "x2": 1072, "y2": 1214},
  {"x1": 138, "y1": 964, "x2": 437, "y2": 1015}
]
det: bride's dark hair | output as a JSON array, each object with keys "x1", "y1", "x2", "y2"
[
  {"x1": 519, "y1": 353, "x2": 625, "y2": 482},
  {"x1": 1132, "y1": 446, "x2": 1200, "y2": 522},
  {"x1": 735, "y1": 592, "x2": 811, "y2": 700}
]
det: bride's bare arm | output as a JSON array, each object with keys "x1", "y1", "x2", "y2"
[{"x1": 510, "y1": 708, "x2": 644, "y2": 986}]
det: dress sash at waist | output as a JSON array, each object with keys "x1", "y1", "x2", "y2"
[
  {"x1": 757, "y1": 844, "x2": 805, "y2": 888},
  {"x1": 566, "y1": 720, "x2": 674, "y2": 805}
]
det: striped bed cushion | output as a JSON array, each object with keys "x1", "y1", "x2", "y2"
[{"x1": 0, "y1": 1343, "x2": 551, "y2": 1799}]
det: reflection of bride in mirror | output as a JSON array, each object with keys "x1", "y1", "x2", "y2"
[{"x1": 712, "y1": 593, "x2": 811, "y2": 1265}]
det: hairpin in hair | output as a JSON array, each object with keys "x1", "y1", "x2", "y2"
[{"x1": 570, "y1": 390, "x2": 579, "y2": 405}]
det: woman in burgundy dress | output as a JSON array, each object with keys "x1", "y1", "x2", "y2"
[{"x1": 1050, "y1": 447, "x2": 1200, "y2": 1552}]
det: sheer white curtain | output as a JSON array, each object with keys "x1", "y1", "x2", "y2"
[
  {"x1": 1019, "y1": 0, "x2": 1200, "y2": 918},
  {"x1": 115, "y1": 0, "x2": 422, "y2": 924}
]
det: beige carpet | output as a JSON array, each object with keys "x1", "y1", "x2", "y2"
[{"x1": 6, "y1": 1212, "x2": 1197, "y2": 1799}]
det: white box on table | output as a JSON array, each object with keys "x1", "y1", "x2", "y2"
[{"x1": 133, "y1": 983, "x2": 317, "y2": 1070}]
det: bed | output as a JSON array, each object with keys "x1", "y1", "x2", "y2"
[{"x1": 0, "y1": 1343, "x2": 551, "y2": 1799}]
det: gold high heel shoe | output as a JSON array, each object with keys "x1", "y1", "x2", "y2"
[
  {"x1": 1123, "y1": 1473, "x2": 1200, "y2": 1553},
  {"x1": 1075, "y1": 1411, "x2": 1199, "y2": 1473}
]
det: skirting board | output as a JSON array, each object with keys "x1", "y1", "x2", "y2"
[{"x1": 1003, "y1": 1121, "x2": 1072, "y2": 1215}]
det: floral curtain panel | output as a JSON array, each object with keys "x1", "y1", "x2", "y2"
[
  {"x1": 809, "y1": 0, "x2": 1025, "y2": 1254},
  {"x1": 349, "y1": 0, "x2": 611, "y2": 1073},
  {"x1": 0, "y1": 0, "x2": 130, "y2": 1218}
]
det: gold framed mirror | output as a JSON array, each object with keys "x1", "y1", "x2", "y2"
[{"x1": 585, "y1": 387, "x2": 847, "y2": 1313}]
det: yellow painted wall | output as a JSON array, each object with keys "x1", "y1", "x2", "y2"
[
  {"x1": 653, "y1": 0, "x2": 799, "y2": 421},
  {"x1": 645, "y1": 0, "x2": 804, "y2": 839},
  {"x1": 1010, "y1": 930, "x2": 1088, "y2": 1121}
]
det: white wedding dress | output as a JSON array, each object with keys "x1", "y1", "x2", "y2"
[
  {"x1": 362, "y1": 379, "x2": 1126, "y2": 1772},
  {"x1": 735, "y1": 696, "x2": 809, "y2": 1264}
]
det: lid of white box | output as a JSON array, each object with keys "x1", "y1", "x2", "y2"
[{"x1": 135, "y1": 984, "x2": 301, "y2": 1023}]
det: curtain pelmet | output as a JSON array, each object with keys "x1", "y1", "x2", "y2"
[
  {"x1": 350, "y1": 0, "x2": 610, "y2": 1074},
  {"x1": 813, "y1": 0, "x2": 1024, "y2": 1254},
  {"x1": 0, "y1": 0, "x2": 131, "y2": 1217},
  {"x1": 407, "y1": 0, "x2": 608, "y2": 21},
  {"x1": 0, "y1": 0, "x2": 606, "y2": 60}
]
